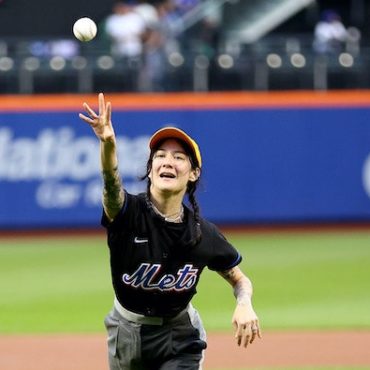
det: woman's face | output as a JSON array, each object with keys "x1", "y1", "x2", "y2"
[{"x1": 149, "y1": 139, "x2": 200, "y2": 196}]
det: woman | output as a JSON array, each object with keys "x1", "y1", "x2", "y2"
[{"x1": 79, "y1": 93, "x2": 261, "y2": 370}]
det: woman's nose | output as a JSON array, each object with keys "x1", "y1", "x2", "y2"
[
  {"x1": 163, "y1": 161, "x2": 174, "y2": 168},
  {"x1": 162, "y1": 155, "x2": 174, "y2": 167}
]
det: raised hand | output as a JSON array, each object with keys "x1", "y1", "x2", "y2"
[{"x1": 79, "y1": 92, "x2": 115, "y2": 142}]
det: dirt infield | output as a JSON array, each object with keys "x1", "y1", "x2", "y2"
[{"x1": 1, "y1": 331, "x2": 370, "y2": 370}]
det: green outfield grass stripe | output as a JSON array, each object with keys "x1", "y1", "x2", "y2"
[{"x1": 0, "y1": 231, "x2": 369, "y2": 333}]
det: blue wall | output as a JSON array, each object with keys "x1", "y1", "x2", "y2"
[{"x1": 1, "y1": 105, "x2": 370, "y2": 228}]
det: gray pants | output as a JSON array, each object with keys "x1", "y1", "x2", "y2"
[{"x1": 104, "y1": 304, "x2": 207, "y2": 370}]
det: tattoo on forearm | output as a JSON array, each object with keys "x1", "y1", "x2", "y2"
[
  {"x1": 234, "y1": 279, "x2": 252, "y2": 306},
  {"x1": 219, "y1": 268, "x2": 253, "y2": 305},
  {"x1": 102, "y1": 166, "x2": 124, "y2": 217},
  {"x1": 219, "y1": 268, "x2": 236, "y2": 282}
]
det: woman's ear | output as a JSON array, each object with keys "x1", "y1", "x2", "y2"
[{"x1": 189, "y1": 168, "x2": 201, "y2": 182}]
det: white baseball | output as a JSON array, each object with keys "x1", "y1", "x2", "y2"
[{"x1": 73, "y1": 17, "x2": 97, "y2": 42}]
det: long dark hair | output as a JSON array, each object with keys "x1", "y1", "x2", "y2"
[{"x1": 141, "y1": 138, "x2": 202, "y2": 244}]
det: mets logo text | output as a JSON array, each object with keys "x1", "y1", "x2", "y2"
[{"x1": 122, "y1": 263, "x2": 199, "y2": 292}]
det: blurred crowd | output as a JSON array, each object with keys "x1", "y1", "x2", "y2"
[
  {"x1": 13, "y1": 2, "x2": 365, "y2": 93},
  {"x1": 100, "y1": 0, "x2": 221, "y2": 91},
  {"x1": 24, "y1": 0, "x2": 221, "y2": 92},
  {"x1": 312, "y1": 9, "x2": 361, "y2": 55}
]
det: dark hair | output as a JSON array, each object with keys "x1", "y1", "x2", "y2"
[{"x1": 141, "y1": 138, "x2": 202, "y2": 244}]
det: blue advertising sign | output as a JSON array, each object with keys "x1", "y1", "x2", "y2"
[{"x1": 1, "y1": 105, "x2": 370, "y2": 228}]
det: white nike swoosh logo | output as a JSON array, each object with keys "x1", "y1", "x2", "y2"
[{"x1": 134, "y1": 237, "x2": 148, "y2": 244}]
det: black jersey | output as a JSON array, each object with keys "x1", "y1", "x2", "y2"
[{"x1": 102, "y1": 192, "x2": 242, "y2": 317}]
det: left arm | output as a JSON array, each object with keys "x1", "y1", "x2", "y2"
[{"x1": 218, "y1": 266, "x2": 262, "y2": 348}]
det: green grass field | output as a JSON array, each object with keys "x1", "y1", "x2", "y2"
[{"x1": 0, "y1": 230, "x2": 369, "y2": 334}]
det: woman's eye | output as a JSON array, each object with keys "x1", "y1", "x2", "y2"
[{"x1": 175, "y1": 155, "x2": 185, "y2": 160}]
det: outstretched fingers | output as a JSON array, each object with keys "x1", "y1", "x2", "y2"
[
  {"x1": 79, "y1": 102, "x2": 98, "y2": 126},
  {"x1": 79, "y1": 112, "x2": 94, "y2": 125},
  {"x1": 78, "y1": 93, "x2": 115, "y2": 142},
  {"x1": 106, "y1": 101, "x2": 112, "y2": 125},
  {"x1": 83, "y1": 102, "x2": 98, "y2": 119},
  {"x1": 99, "y1": 92, "x2": 105, "y2": 116}
]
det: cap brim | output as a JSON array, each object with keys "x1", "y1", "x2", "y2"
[{"x1": 149, "y1": 127, "x2": 202, "y2": 168}]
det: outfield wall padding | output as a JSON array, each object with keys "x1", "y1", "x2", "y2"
[{"x1": 1, "y1": 91, "x2": 370, "y2": 228}]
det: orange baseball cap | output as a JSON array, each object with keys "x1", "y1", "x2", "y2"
[{"x1": 149, "y1": 127, "x2": 202, "y2": 168}]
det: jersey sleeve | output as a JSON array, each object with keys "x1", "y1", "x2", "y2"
[
  {"x1": 206, "y1": 223, "x2": 242, "y2": 271},
  {"x1": 101, "y1": 191, "x2": 136, "y2": 230}
]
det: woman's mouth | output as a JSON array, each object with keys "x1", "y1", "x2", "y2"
[{"x1": 160, "y1": 172, "x2": 176, "y2": 179}]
